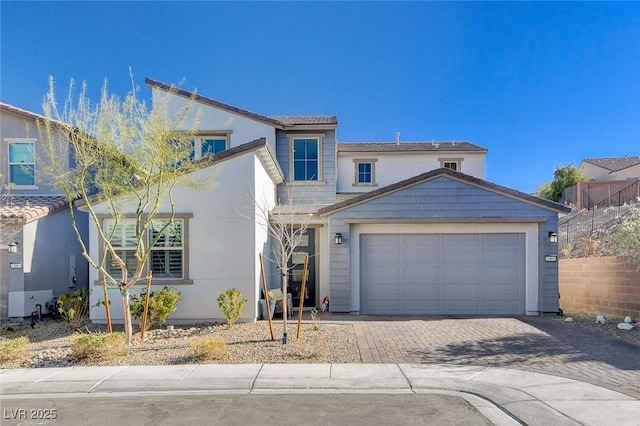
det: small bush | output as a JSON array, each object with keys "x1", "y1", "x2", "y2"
[
  {"x1": 611, "y1": 205, "x2": 640, "y2": 271},
  {"x1": 0, "y1": 336, "x2": 30, "y2": 364},
  {"x1": 217, "y1": 288, "x2": 247, "y2": 327},
  {"x1": 189, "y1": 337, "x2": 227, "y2": 361},
  {"x1": 57, "y1": 288, "x2": 90, "y2": 330},
  {"x1": 71, "y1": 332, "x2": 127, "y2": 362},
  {"x1": 130, "y1": 287, "x2": 181, "y2": 330},
  {"x1": 293, "y1": 340, "x2": 328, "y2": 360}
]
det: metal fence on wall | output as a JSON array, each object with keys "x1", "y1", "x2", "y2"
[{"x1": 559, "y1": 180, "x2": 640, "y2": 245}]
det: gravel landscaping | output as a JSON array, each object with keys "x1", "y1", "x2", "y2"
[
  {"x1": 0, "y1": 315, "x2": 361, "y2": 369},
  {"x1": 1, "y1": 313, "x2": 637, "y2": 370}
]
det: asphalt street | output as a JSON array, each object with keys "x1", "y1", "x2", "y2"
[{"x1": 1, "y1": 394, "x2": 491, "y2": 426}]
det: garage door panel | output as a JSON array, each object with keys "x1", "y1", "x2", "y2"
[
  {"x1": 405, "y1": 300, "x2": 440, "y2": 313},
  {"x1": 484, "y1": 267, "x2": 521, "y2": 283},
  {"x1": 404, "y1": 266, "x2": 439, "y2": 282},
  {"x1": 443, "y1": 299, "x2": 481, "y2": 313},
  {"x1": 444, "y1": 283, "x2": 480, "y2": 298},
  {"x1": 405, "y1": 283, "x2": 439, "y2": 299},
  {"x1": 360, "y1": 233, "x2": 525, "y2": 315},
  {"x1": 484, "y1": 283, "x2": 520, "y2": 298},
  {"x1": 483, "y1": 300, "x2": 522, "y2": 314},
  {"x1": 443, "y1": 267, "x2": 481, "y2": 283},
  {"x1": 404, "y1": 248, "x2": 439, "y2": 265}
]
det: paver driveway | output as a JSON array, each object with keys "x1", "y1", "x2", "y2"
[{"x1": 332, "y1": 315, "x2": 640, "y2": 399}]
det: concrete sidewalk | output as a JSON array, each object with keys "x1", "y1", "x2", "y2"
[{"x1": 1, "y1": 364, "x2": 638, "y2": 426}]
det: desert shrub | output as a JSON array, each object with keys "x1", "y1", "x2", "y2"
[
  {"x1": 217, "y1": 288, "x2": 247, "y2": 327},
  {"x1": 0, "y1": 336, "x2": 30, "y2": 364},
  {"x1": 611, "y1": 205, "x2": 640, "y2": 271},
  {"x1": 310, "y1": 308, "x2": 321, "y2": 331},
  {"x1": 130, "y1": 287, "x2": 181, "y2": 330},
  {"x1": 71, "y1": 332, "x2": 127, "y2": 362},
  {"x1": 189, "y1": 337, "x2": 227, "y2": 361},
  {"x1": 57, "y1": 288, "x2": 90, "y2": 330},
  {"x1": 293, "y1": 340, "x2": 328, "y2": 360}
]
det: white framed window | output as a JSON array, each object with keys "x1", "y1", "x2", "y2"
[
  {"x1": 289, "y1": 134, "x2": 323, "y2": 182},
  {"x1": 439, "y1": 158, "x2": 463, "y2": 171},
  {"x1": 103, "y1": 216, "x2": 190, "y2": 282},
  {"x1": 6, "y1": 139, "x2": 36, "y2": 186},
  {"x1": 353, "y1": 158, "x2": 378, "y2": 186}
]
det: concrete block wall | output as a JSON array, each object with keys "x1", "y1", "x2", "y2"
[{"x1": 559, "y1": 256, "x2": 640, "y2": 320}]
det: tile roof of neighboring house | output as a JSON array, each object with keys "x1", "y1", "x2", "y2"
[
  {"x1": 319, "y1": 167, "x2": 571, "y2": 215},
  {"x1": 582, "y1": 157, "x2": 640, "y2": 172},
  {"x1": 0, "y1": 196, "x2": 68, "y2": 223},
  {"x1": 144, "y1": 78, "x2": 337, "y2": 129},
  {"x1": 337, "y1": 141, "x2": 487, "y2": 153}
]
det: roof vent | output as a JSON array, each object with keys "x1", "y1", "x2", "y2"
[{"x1": 395, "y1": 132, "x2": 400, "y2": 145}]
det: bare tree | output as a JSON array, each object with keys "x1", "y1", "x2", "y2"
[
  {"x1": 38, "y1": 74, "x2": 202, "y2": 345},
  {"x1": 254, "y1": 187, "x2": 315, "y2": 344}
]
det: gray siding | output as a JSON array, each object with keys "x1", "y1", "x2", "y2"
[
  {"x1": 327, "y1": 176, "x2": 561, "y2": 314},
  {"x1": 275, "y1": 129, "x2": 337, "y2": 205},
  {"x1": 0, "y1": 109, "x2": 71, "y2": 196}
]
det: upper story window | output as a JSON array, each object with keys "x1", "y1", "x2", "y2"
[
  {"x1": 191, "y1": 136, "x2": 228, "y2": 161},
  {"x1": 7, "y1": 140, "x2": 36, "y2": 186},
  {"x1": 292, "y1": 137, "x2": 320, "y2": 181},
  {"x1": 103, "y1": 217, "x2": 189, "y2": 282},
  {"x1": 439, "y1": 158, "x2": 462, "y2": 172},
  {"x1": 353, "y1": 159, "x2": 378, "y2": 187}
]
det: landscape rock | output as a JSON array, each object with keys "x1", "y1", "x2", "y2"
[
  {"x1": 624, "y1": 316, "x2": 633, "y2": 324},
  {"x1": 595, "y1": 315, "x2": 606, "y2": 324},
  {"x1": 617, "y1": 323, "x2": 634, "y2": 331},
  {"x1": 564, "y1": 317, "x2": 574, "y2": 322}
]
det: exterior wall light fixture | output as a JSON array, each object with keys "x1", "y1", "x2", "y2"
[
  {"x1": 335, "y1": 233, "x2": 342, "y2": 245},
  {"x1": 8, "y1": 241, "x2": 18, "y2": 253},
  {"x1": 548, "y1": 232, "x2": 558, "y2": 244}
]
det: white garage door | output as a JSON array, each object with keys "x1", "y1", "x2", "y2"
[{"x1": 360, "y1": 233, "x2": 526, "y2": 315}]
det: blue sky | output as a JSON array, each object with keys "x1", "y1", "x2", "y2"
[{"x1": 2, "y1": 1, "x2": 639, "y2": 193}]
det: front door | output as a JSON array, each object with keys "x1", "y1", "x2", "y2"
[{"x1": 288, "y1": 229, "x2": 316, "y2": 310}]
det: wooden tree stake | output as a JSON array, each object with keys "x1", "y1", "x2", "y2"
[
  {"x1": 259, "y1": 254, "x2": 275, "y2": 340},
  {"x1": 140, "y1": 272, "x2": 152, "y2": 342},
  {"x1": 101, "y1": 272, "x2": 112, "y2": 333},
  {"x1": 296, "y1": 255, "x2": 309, "y2": 340}
]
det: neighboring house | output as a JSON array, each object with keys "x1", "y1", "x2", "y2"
[
  {"x1": 561, "y1": 157, "x2": 640, "y2": 209},
  {"x1": 0, "y1": 103, "x2": 89, "y2": 322},
  {"x1": 86, "y1": 78, "x2": 570, "y2": 323},
  {"x1": 578, "y1": 157, "x2": 640, "y2": 182}
]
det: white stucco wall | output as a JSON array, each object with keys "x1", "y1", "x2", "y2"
[
  {"x1": 88, "y1": 151, "x2": 278, "y2": 323},
  {"x1": 153, "y1": 88, "x2": 277, "y2": 151},
  {"x1": 336, "y1": 152, "x2": 485, "y2": 193}
]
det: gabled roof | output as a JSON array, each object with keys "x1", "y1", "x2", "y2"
[
  {"x1": 144, "y1": 78, "x2": 337, "y2": 129},
  {"x1": 0, "y1": 102, "x2": 67, "y2": 128},
  {"x1": 0, "y1": 196, "x2": 68, "y2": 223},
  {"x1": 318, "y1": 167, "x2": 570, "y2": 215},
  {"x1": 582, "y1": 157, "x2": 640, "y2": 172},
  {"x1": 337, "y1": 141, "x2": 487, "y2": 153}
]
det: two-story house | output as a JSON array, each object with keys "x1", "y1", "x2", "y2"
[
  {"x1": 0, "y1": 103, "x2": 89, "y2": 322},
  {"x1": 85, "y1": 79, "x2": 570, "y2": 324}
]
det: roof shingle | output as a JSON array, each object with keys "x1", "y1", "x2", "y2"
[{"x1": 583, "y1": 157, "x2": 640, "y2": 172}]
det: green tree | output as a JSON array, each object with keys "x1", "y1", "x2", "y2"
[
  {"x1": 38, "y1": 74, "x2": 201, "y2": 345},
  {"x1": 536, "y1": 165, "x2": 590, "y2": 202}
]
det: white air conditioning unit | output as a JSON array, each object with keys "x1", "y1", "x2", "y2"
[{"x1": 8, "y1": 290, "x2": 54, "y2": 318}]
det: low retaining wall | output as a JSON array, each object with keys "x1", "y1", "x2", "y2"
[{"x1": 559, "y1": 256, "x2": 640, "y2": 320}]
